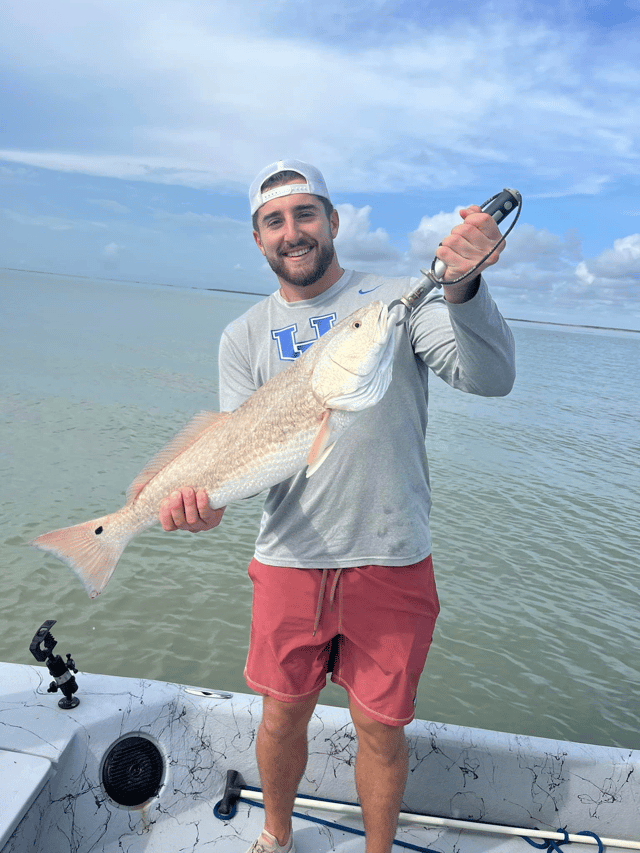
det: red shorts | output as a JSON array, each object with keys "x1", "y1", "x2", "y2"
[{"x1": 244, "y1": 556, "x2": 439, "y2": 726}]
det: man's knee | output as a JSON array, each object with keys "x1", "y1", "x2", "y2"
[
  {"x1": 350, "y1": 702, "x2": 408, "y2": 764},
  {"x1": 260, "y1": 694, "x2": 319, "y2": 741}
]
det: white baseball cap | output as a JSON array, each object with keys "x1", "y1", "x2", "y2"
[{"x1": 249, "y1": 159, "x2": 331, "y2": 216}]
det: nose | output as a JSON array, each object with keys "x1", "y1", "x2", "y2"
[{"x1": 281, "y1": 213, "x2": 303, "y2": 245}]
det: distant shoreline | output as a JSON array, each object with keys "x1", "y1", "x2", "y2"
[
  {"x1": 505, "y1": 317, "x2": 640, "y2": 334},
  {"x1": 3, "y1": 265, "x2": 639, "y2": 334},
  {"x1": 0, "y1": 265, "x2": 268, "y2": 298}
]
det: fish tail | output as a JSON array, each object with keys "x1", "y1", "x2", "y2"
[{"x1": 31, "y1": 513, "x2": 131, "y2": 599}]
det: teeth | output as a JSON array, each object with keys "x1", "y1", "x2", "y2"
[{"x1": 286, "y1": 247, "x2": 311, "y2": 258}]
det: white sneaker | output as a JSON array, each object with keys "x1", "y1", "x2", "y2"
[{"x1": 245, "y1": 826, "x2": 294, "y2": 852}]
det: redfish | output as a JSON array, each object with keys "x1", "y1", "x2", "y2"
[{"x1": 32, "y1": 301, "x2": 394, "y2": 598}]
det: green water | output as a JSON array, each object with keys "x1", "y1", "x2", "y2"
[{"x1": 1, "y1": 270, "x2": 638, "y2": 749}]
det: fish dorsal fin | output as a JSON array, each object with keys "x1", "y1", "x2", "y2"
[
  {"x1": 126, "y1": 411, "x2": 229, "y2": 504},
  {"x1": 306, "y1": 410, "x2": 338, "y2": 477}
]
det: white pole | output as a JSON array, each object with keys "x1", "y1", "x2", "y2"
[{"x1": 240, "y1": 790, "x2": 640, "y2": 850}]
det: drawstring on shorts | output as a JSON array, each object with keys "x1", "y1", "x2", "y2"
[{"x1": 312, "y1": 568, "x2": 343, "y2": 636}]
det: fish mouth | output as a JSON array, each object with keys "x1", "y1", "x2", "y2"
[
  {"x1": 375, "y1": 303, "x2": 390, "y2": 342},
  {"x1": 376, "y1": 304, "x2": 395, "y2": 371},
  {"x1": 368, "y1": 301, "x2": 393, "y2": 352}
]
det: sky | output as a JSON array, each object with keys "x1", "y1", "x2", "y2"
[{"x1": 1, "y1": 0, "x2": 640, "y2": 329}]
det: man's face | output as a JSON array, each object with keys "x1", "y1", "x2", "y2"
[{"x1": 253, "y1": 190, "x2": 339, "y2": 289}]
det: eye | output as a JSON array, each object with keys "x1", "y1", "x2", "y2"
[{"x1": 353, "y1": 322, "x2": 361, "y2": 328}]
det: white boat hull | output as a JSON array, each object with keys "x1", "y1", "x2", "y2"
[{"x1": 1, "y1": 663, "x2": 638, "y2": 852}]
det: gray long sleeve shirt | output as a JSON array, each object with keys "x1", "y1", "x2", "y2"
[{"x1": 218, "y1": 270, "x2": 515, "y2": 568}]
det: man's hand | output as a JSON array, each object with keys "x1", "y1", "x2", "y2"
[
  {"x1": 436, "y1": 205, "x2": 506, "y2": 303},
  {"x1": 159, "y1": 486, "x2": 226, "y2": 532}
]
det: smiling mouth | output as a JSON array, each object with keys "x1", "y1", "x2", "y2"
[{"x1": 281, "y1": 245, "x2": 313, "y2": 259}]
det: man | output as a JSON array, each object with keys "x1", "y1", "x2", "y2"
[{"x1": 159, "y1": 159, "x2": 516, "y2": 853}]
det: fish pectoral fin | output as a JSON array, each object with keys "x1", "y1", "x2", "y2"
[
  {"x1": 306, "y1": 410, "x2": 338, "y2": 477},
  {"x1": 126, "y1": 410, "x2": 230, "y2": 504}
]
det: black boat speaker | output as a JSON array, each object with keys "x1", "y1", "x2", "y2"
[{"x1": 101, "y1": 734, "x2": 165, "y2": 807}]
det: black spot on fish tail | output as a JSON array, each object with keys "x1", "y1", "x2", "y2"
[{"x1": 95, "y1": 526, "x2": 103, "y2": 535}]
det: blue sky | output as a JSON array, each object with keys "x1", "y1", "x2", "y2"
[{"x1": 2, "y1": 0, "x2": 640, "y2": 328}]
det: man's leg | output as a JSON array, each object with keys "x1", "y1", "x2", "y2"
[
  {"x1": 349, "y1": 699, "x2": 409, "y2": 853},
  {"x1": 256, "y1": 693, "x2": 319, "y2": 845}
]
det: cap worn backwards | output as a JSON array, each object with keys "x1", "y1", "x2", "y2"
[{"x1": 249, "y1": 159, "x2": 331, "y2": 216}]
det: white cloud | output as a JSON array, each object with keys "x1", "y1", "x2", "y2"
[
  {"x1": 334, "y1": 204, "x2": 401, "y2": 267},
  {"x1": 344, "y1": 205, "x2": 594, "y2": 314},
  {"x1": 1, "y1": 1, "x2": 639, "y2": 196},
  {"x1": 497, "y1": 225, "x2": 582, "y2": 270},
  {"x1": 89, "y1": 198, "x2": 130, "y2": 213},
  {"x1": 483, "y1": 229, "x2": 640, "y2": 326},
  {"x1": 583, "y1": 234, "x2": 640, "y2": 279},
  {"x1": 0, "y1": 150, "x2": 225, "y2": 188},
  {"x1": 394, "y1": 207, "x2": 637, "y2": 323},
  {"x1": 558, "y1": 234, "x2": 640, "y2": 326},
  {"x1": 151, "y1": 209, "x2": 246, "y2": 228},
  {"x1": 0, "y1": 164, "x2": 33, "y2": 180},
  {"x1": 2, "y1": 0, "x2": 639, "y2": 326},
  {"x1": 102, "y1": 241, "x2": 121, "y2": 258},
  {"x1": 409, "y1": 210, "x2": 463, "y2": 262},
  {"x1": 101, "y1": 240, "x2": 124, "y2": 271},
  {"x1": 4, "y1": 209, "x2": 106, "y2": 231}
]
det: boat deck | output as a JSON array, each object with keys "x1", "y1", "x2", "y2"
[{"x1": 1, "y1": 663, "x2": 638, "y2": 853}]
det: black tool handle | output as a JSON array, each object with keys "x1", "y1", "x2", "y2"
[{"x1": 482, "y1": 188, "x2": 521, "y2": 224}]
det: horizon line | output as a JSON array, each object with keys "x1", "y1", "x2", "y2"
[{"x1": 3, "y1": 265, "x2": 639, "y2": 334}]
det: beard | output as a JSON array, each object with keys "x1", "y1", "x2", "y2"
[{"x1": 266, "y1": 239, "x2": 336, "y2": 288}]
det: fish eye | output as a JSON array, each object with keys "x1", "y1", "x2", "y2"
[{"x1": 353, "y1": 322, "x2": 361, "y2": 328}]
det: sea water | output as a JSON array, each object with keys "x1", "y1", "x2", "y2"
[{"x1": 1, "y1": 269, "x2": 638, "y2": 749}]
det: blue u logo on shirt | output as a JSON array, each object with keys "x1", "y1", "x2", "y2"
[{"x1": 271, "y1": 313, "x2": 337, "y2": 361}]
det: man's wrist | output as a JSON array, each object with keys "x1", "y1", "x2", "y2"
[{"x1": 442, "y1": 275, "x2": 481, "y2": 304}]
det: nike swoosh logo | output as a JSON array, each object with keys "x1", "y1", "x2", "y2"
[{"x1": 358, "y1": 285, "x2": 383, "y2": 295}]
